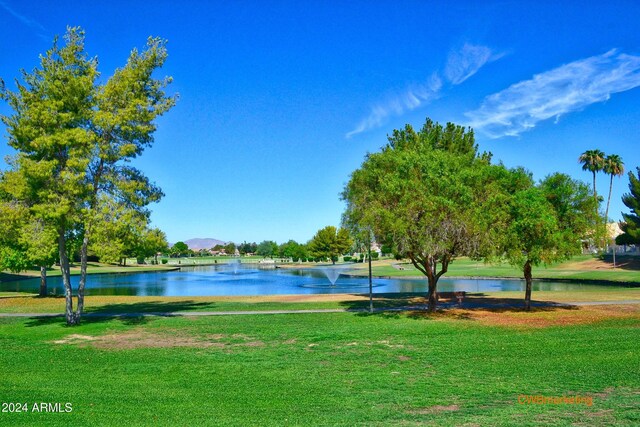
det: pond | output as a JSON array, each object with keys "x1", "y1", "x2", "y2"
[{"x1": 0, "y1": 264, "x2": 630, "y2": 296}]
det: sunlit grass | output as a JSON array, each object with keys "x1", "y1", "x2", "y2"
[{"x1": 0, "y1": 309, "x2": 638, "y2": 426}]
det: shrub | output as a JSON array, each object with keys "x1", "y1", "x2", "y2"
[
  {"x1": 371, "y1": 252, "x2": 379, "y2": 260},
  {"x1": 343, "y1": 256, "x2": 352, "y2": 262},
  {"x1": 161, "y1": 259, "x2": 168, "y2": 264}
]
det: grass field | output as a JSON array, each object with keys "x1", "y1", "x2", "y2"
[
  {"x1": 0, "y1": 305, "x2": 638, "y2": 426},
  {"x1": 2, "y1": 255, "x2": 638, "y2": 424}
]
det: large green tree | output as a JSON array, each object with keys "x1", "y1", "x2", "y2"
[
  {"x1": 308, "y1": 226, "x2": 352, "y2": 264},
  {"x1": 0, "y1": 27, "x2": 175, "y2": 324},
  {"x1": 617, "y1": 167, "x2": 640, "y2": 245},
  {"x1": 505, "y1": 173, "x2": 597, "y2": 310},
  {"x1": 342, "y1": 119, "x2": 506, "y2": 311}
]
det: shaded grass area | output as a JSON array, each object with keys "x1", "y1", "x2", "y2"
[
  {"x1": 348, "y1": 256, "x2": 640, "y2": 284},
  {"x1": 0, "y1": 309, "x2": 638, "y2": 426},
  {"x1": 1, "y1": 289, "x2": 639, "y2": 315}
]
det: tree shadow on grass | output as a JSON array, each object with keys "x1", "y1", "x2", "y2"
[
  {"x1": 340, "y1": 292, "x2": 578, "y2": 321},
  {"x1": 24, "y1": 300, "x2": 215, "y2": 327}
]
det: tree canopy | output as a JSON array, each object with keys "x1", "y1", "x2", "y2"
[
  {"x1": 238, "y1": 241, "x2": 258, "y2": 255},
  {"x1": 278, "y1": 240, "x2": 307, "y2": 261},
  {"x1": 256, "y1": 240, "x2": 278, "y2": 258},
  {"x1": 171, "y1": 242, "x2": 190, "y2": 257},
  {"x1": 578, "y1": 149, "x2": 606, "y2": 204},
  {"x1": 503, "y1": 173, "x2": 597, "y2": 309},
  {"x1": 342, "y1": 118, "x2": 506, "y2": 310}
]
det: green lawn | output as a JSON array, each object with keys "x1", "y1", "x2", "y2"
[{"x1": 0, "y1": 308, "x2": 638, "y2": 426}]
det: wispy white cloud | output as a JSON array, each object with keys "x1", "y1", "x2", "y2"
[
  {"x1": 0, "y1": 0, "x2": 49, "y2": 42},
  {"x1": 444, "y1": 43, "x2": 504, "y2": 85},
  {"x1": 347, "y1": 43, "x2": 500, "y2": 138},
  {"x1": 465, "y1": 49, "x2": 640, "y2": 138},
  {"x1": 346, "y1": 73, "x2": 442, "y2": 138}
]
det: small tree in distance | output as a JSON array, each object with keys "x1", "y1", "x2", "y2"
[
  {"x1": 171, "y1": 242, "x2": 190, "y2": 257},
  {"x1": 308, "y1": 226, "x2": 352, "y2": 264},
  {"x1": 256, "y1": 240, "x2": 278, "y2": 258}
]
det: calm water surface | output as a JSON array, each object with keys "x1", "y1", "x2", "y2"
[{"x1": 0, "y1": 264, "x2": 630, "y2": 296}]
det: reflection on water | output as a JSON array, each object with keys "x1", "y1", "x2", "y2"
[{"x1": 0, "y1": 264, "x2": 632, "y2": 296}]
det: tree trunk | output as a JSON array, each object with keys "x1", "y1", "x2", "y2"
[
  {"x1": 409, "y1": 255, "x2": 443, "y2": 312},
  {"x1": 58, "y1": 229, "x2": 76, "y2": 325},
  {"x1": 427, "y1": 275, "x2": 438, "y2": 312},
  {"x1": 524, "y1": 260, "x2": 532, "y2": 311},
  {"x1": 38, "y1": 265, "x2": 47, "y2": 297},
  {"x1": 605, "y1": 173, "x2": 613, "y2": 222},
  {"x1": 76, "y1": 234, "x2": 89, "y2": 322}
]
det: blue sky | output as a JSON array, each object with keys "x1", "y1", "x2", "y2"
[{"x1": 1, "y1": 1, "x2": 639, "y2": 244}]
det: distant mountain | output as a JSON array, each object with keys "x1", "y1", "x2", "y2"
[{"x1": 184, "y1": 238, "x2": 228, "y2": 250}]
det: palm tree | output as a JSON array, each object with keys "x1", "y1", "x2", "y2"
[
  {"x1": 603, "y1": 154, "x2": 624, "y2": 222},
  {"x1": 578, "y1": 149, "x2": 606, "y2": 210}
]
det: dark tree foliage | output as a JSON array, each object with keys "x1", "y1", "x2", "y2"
[{"x1": 617, "y1": 167, "x2": 640, "y2": 244}]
